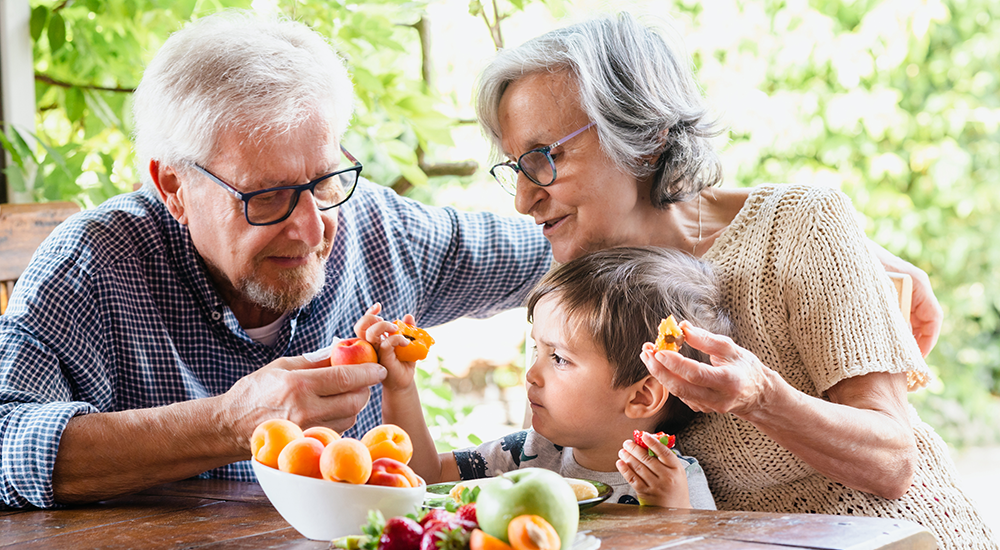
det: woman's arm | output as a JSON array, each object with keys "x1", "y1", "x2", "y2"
[{"x1": 642, "y1": 328, "x2": 916, "y2": 499}]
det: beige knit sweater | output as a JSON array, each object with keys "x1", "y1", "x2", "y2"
[{"x1": 683, "y1": 184, "x2": 996, "y2": 549}]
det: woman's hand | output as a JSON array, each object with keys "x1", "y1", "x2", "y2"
[
  {"x1": 643, "y1": 322, "x2": 917, "y2": 499},
  {"x1": 868, "y1": 241, "x2": 943, "y2": 357},
  {"x1": 354, "y1": 303, "x2": 417, "y2": 392},
  {"x1": 640, "y1": 322, "x2": 775, "y2": 418},
  {"x1": 616, "y1": 433, "x2": 691, "y2": 508}
]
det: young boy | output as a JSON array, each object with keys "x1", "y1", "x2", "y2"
[{"x1": 356, "y1": 247, "x2": 730, "y2": 508}]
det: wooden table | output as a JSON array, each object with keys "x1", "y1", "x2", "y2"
[{"x1": 0, "y1": 479, "x2": 937, "y2": 549}]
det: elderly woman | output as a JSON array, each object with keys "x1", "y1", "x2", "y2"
[{"x1": 475, "y1": 13, "x2": 995, "y2": 549}]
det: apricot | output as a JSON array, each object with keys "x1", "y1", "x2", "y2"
[
  {"x1": 361, "y1": 424, "x2": 413, "y2": 464},
  {"x1": 250, "y1": 419, "x2": 304, "y2": 469},
  {"x1": 303, "y1": 426, "x2": 341, "y2": 446},
  {"x1": 320, "y1": 438, "x2": 373, "y2": 484},
  {"x1": 508, "y1": 515, "x2": 560, "y2": 550},
  {"x1": 471, "y1": 529, "x2": 513, "y2": 550},
  {"x1": 368, "y1": 457, "x2": 422, "y2": 488},
  {"x1": 277, "y1": 437, "x2": 325, "y2": 479}
]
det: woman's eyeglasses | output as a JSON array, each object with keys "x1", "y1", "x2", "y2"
[
  {"x1": 191, "y1": 145, "x2": 363, "y2": 226},
  {"x1": 489, "y1": 122, "x2": 595, "y2": 195}
]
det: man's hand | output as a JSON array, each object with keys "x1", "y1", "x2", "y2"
[
  {"x1": 219, "y1": 354, "x2": 387, "y2": 453},
  {"x1": 869, "y1": 241, "x2": 943, "y2": 356},
  {"x1": 53, "y1": 353, "x2": 386, "y2": 505}
]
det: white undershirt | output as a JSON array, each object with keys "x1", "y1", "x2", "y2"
[{"x1": 243, "y1": 313, "x2": 290, "y2": 347}]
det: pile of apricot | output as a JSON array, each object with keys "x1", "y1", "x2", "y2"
[{"x1": 250, "y1": 420, "x2": 421, "y2": 488}]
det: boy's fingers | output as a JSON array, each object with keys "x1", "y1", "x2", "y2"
[{"x1": 643, "y1": 433, "x2": 682, "y2": 467}]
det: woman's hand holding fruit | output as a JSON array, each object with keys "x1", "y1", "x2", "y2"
[{"x1": 616, "y1": 431, "x2": 691, "y2": 508}]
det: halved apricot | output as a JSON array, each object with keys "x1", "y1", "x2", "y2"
[
  {"x1": 320, "y1": 438, "x2": 373, "y2": 484},
  {"x1": 508, "y1": 515, "x2": 560, "y2": 550},
  {"x1": 361, "y1": 424, "x2": 413, "y2": 464},
  {"x1": 250, "y1": 419, "x2": 303, "y2": 469}
]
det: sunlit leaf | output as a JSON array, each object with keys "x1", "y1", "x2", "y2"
[
  {"x1": 30, "y1": 6, "x2": 48, "y2": 42},
  {"x1": 48, "y1": 12, "x2": 67, "y2": 53}
]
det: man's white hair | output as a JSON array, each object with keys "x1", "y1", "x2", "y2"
[{"x1": 132, "y1": 10, "x2": 355, "y2": 192}]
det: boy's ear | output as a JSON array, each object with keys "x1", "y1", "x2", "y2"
[{"x1": 624, "y1": 375, "x2": 669, "y2": 420}]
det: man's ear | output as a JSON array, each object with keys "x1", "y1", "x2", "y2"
[
  {"x1": 149, "y1": 159, "x2": 188, "y2": 224},
  {"x1": 624, "y1": 375, "x2": 670, "y2": 420}
]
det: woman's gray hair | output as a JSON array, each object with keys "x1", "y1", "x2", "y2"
[
  {"x1": 132, "y1": 10, "x2": 355, "y2": 191},
  {"x1": 476, "y1": 12, "x2": 723, "y2": 205}
]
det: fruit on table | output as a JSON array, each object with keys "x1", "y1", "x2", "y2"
[
  {"x1": 302, "y1": 425, "x2": 341, "y2": 446},
  {"x1": 368, "y1": 457, "x2": 421, "y2": 488},
  {"x1": 475, "y1": 468, "x2": 579, "y2": 550},
  {"x1": 362, "y1": 424, "x2": 414, "y2": 464},
  {"x1": 250, "y1": 418, "x2": 304, "y2": 469},
  {"x1": 277, "y1": 436, "x2": 325, "y2": 479},
  {"x1": 331, "y1": 337, "x2": 379, "y2": 365},
  {"x1": 653, "y1": 315, "x2": 683, "y2": 352},
  {"x1": 391, "y1": 320, "x2": 435, "y2": 362},
  {"x1": 633, "y1": 430, "x2": 676, "y2": 457},
  {"x1": 508, "y1": 515, "x2": 560, "y2": 550},
  {"x1": 320, "y1": 438, "x2": 373, "y2": 484}
]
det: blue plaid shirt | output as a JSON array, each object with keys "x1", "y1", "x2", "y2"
[{"x1": 0, "y1": 179, "x2": 551, "y2": 509}]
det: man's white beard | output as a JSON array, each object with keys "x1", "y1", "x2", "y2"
[{"x1": 240, "y1": 261, "x2": 327, "y2": 313}]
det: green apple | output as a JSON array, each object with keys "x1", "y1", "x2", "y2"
[{"x1": 475, "y1": 468, "x2": 579, "y2": 550}]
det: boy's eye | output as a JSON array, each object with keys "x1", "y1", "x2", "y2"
[{"x1": 550, "y1": 352, "x2": 568, "y2": 367}]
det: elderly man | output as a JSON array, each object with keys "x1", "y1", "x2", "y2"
[{"x1": 0, "y1": 12, "x2": 550, "y2": 509}]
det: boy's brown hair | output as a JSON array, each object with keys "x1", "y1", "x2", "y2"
[{"x1": 525, "y1": 246, "x2": 732, "y2": 434}]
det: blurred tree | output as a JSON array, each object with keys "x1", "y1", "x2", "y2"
[{"x1": 5, "y1": 0, "x2": 469, "y2": 206}]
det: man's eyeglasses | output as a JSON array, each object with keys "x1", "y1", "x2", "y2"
[
  {"x1": 489, "y1": 122, "x2": 595, "y2": 195},
  {"x1": 191, "y1": 146, "x2": 363, "y2": 226}
]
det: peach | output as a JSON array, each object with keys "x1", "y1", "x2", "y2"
[
  {"x1": 361, "y1": 424, "x2": 413, "y2": 464},
  {"x1": 277, "y1": 437, "x2": 325, "y2": 479},
  {"x1": 320, "y1": 438, "x2": 372, "y2": 484},
  {"x1": 250, "y1": 419, "x2": 304, "y2": 469},
  {"x1": 330, "y1": 337, "x2": 378, "y2": 366},
  {"x1": 367, "y1": 457, "x2": 421, "y2": 488},
  {"x1": 303, "y1": 426, "x2": 341, "y2": 446}
]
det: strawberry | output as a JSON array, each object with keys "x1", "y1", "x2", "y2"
[
  {"x1": 379, "y1": 516, "x2": 423, "y2": 550},
  {"x1": 418, "y1": 508, "x2": 453, "y2": 528},
  {"x1": 419, "y1": 520, "x2": 471, "y2": 550},
  {"x1": 632, "y1": 430, "x2": 676, "y2": 457},
  {"x1": 454, "y1": 503, "x2": 477, "y2": 528}
]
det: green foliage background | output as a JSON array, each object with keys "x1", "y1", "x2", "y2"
[{"x1": 4, "y1": 0, "x2": 998, "y2": 447}]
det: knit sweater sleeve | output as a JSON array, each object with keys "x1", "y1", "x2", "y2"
[{"x1": 777, "y1": 187, "x2": 930, "y2": 393}]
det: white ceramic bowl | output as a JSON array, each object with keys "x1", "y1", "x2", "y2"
[{"x1": 251, "y1": 459, "x2": 426, "y2": 541}]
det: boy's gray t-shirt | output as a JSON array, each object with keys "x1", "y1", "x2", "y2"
[{"x1": 452, "y1": 429, "x2": 716, "y2": 509}]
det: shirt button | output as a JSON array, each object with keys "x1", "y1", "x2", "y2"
[{"x1": 211, "y1": 311, "x2": 222, "y2": 321}]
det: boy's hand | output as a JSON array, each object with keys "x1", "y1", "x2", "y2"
[
  {"x1": 616, "y1": 432, "x2": 691, "y2": 508},
  {"x1": 354, "y1": 303, "x2": 417, "y2": 392}
]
